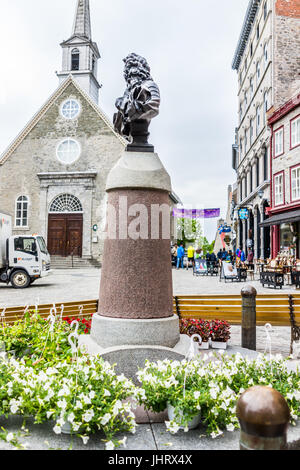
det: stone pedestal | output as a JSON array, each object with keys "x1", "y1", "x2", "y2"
[{"x1": 87, "y1": 150, "x2": 185, "y2": 375}]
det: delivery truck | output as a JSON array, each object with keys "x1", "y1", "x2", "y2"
[{"x1": 0, "y1": 212, "x2": 51, "y2": 288}]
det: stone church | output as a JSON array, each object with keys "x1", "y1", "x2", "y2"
[{"x1": 0, "y1": 1, "x2": 180, "y2": 266}]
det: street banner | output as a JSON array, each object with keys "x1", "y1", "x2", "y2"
[{"x1": 173, "y1": 208, "x2": 220, "y2": 219}]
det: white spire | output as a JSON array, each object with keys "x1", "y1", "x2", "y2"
[{"x1": 72, "y1": 0, "x2": 92, "y2": 39}]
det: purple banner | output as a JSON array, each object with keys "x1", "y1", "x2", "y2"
[{"x1": 173, "y1": 208, "x2": 220, "y2": 219}]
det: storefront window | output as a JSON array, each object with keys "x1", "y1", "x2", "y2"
[{"x1": 280, "y1": 223, "x2": 296, "y2": 254}]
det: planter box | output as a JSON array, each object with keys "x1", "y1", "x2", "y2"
[
  {"x1": 211, "y1": 341, "x2": 227, "y2": 350},
  {"x1": 198, "y1": 342, "x2": 209, "y2": 350},
  {"x1": 167, "y1": 403, "x2": 201, "y2": 430}
]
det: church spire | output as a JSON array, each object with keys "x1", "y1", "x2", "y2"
[
  {"x1": 72, "y1": 0, "x2": 92, "y2": 39},
  {"x1": 57, "y1": 0, "x2": 101, "y2": 104}
]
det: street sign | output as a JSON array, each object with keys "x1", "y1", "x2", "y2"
[{"x1": 239, "y1": 208, "x2": 249, "y2": 220}]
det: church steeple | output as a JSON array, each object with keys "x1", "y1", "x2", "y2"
[
  {"x1": 72, "y1": 0, "x2": 92, "y2": 39},
  {"x1": 57, "y1": 0, "x2": 101, "y2": 104}
]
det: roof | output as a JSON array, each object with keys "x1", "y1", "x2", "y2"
[
  {"x1": 0, "y1": 75, "x2": 126, "y2": 166},
  {"x1": 268, "y1": 92, "x2": 300, "y2": 125},
  {"x1": 232, "y1": 0, "x2": 261, "y2": 71},
  {"x1": 260, "y1": 209, "x2": 300, "y2": 227}
]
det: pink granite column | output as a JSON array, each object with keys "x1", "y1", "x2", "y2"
[{"x1": 99, "y1": 188, "x2": 173, "y2": 319}]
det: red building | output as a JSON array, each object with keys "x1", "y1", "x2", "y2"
[{"x1": 264, "y1": 92, "x2": 300, "y2": 258}]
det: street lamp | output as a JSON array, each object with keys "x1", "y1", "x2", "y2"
[{"x1": 258, "y1": 189, "x2": 264, "y2": 199}]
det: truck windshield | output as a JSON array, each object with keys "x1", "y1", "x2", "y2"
[
  {"x1": 14, "y1": 237, "x2": 37, "y2": 256},
  {"x1": 37, "y1": 237, "x2": 49, "y2": 255}
]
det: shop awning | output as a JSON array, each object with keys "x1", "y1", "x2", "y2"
[{"x1": 259, "y1": 209, "x2": 300, "y2": 227}]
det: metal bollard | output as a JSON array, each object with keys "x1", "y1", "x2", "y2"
[
  {"x1": 236, "y1": 386, "x2": 290, "y2": 450},
  {"x1": 241, "y1": 285, "x2": 257, "y2": 351}
]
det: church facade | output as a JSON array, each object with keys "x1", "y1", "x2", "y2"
[{"x1": 0, "y1": 0, "x2": 127, "y2": 264}]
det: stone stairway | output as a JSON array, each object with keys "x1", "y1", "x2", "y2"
[{"x1": 50, "y1": 255, "x2": 101, "y2": 270}]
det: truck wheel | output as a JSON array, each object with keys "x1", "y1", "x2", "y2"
[{"x1": 10, "y1": 271, "x2": 31, "y2": 289}]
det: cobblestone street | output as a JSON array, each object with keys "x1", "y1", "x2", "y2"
[{"x1": 0, "y1": 267, "x2": 297, "y2": 358}]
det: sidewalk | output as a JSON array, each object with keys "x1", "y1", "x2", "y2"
[{"x1": 0, "y1": 415, "x2": 299, "y2": 451}]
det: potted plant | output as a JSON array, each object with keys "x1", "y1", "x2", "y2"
[
  {"x1": 180, "y1": 319, "x2": 211, "y2": 349},
  {"x1": 210, "y1": 320, "x2": 231, "y2": 349}
]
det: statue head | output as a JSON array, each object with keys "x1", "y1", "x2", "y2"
[{"x1": 123, "y1": 53, "x2": 152, "y2": 87}]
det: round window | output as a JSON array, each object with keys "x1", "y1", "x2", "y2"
[
  {"x1": 61, "y1": 99, "x2": 80, "y2": 119},
  {"x1": 56, "y1": 139, "x2": 81, "y2": 164}
]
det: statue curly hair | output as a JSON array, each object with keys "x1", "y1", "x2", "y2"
[{"x1": 123, "y1": 53, "x2": 152, "y2": 83}]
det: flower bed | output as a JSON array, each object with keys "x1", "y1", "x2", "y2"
[
  {"x1": 136, "y1": 354, "x2": 300, "y2": 437},
  {"x1": 0, "y1": 313, "x2": 299, "y2": 447},
  {"x1": 180, "y1": 319, "x2": 231, "y2": 345}
]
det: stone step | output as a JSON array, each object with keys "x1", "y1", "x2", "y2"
[{"x1": 50, "y1": 256, "x2": 101, "y2": 269}]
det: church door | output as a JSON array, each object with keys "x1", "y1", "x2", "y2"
[{"x1": 48, "y1": 214, "x2": 83, "y2": 257}]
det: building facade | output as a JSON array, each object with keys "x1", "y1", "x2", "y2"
[
  {"x1": 262, "y1": 92, "x2": 300, "y2": 258},
  {"x1": 231, "y1": 0, "x2": 300, "y2": 261},
  {"x1": 0, "y1": 0, "x2": 180, "y2": 265}
]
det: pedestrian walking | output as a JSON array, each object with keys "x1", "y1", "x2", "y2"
[
  {"x1": 176, "y1": 244, "x2": 185, "y2": 269},
  {"x1": 187, "y1": 245, "x2": 195, "y2": 269}
]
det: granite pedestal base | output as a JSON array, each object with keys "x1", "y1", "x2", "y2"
[
  {"x1": 91, "y1": 314, "x2": 180, "y2": 349},
  {"x1": 79, "y1": 334, "x2": 190, "y2": 383}
]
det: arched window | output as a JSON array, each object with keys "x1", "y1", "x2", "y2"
[
  {"x1": 71, "y1": 48, "x2": 80, "y2": 71},
  {"x1": 49, "y1": 194, "x2": 83, "y2": 213},
  {"x1": 15, "y1": 196, "x2": 29, "y2": 227}
]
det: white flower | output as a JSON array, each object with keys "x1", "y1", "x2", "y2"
[
  {"x1": 211, "y1": 429, "x2": 223, "y2": 439},
  {"x1": 100, "y1": 413, "x2": 111, "y2": 425},
  {"x1": 226, "y1": 424, "x2": 235, "y2": 432},
  {"x1": 57, "y1": 399, "x2": 67, "y2": 410},
  {"x1": 75, "y1": 400, "x2": 83, "y2": 410},
  {"x1": 119, "y1": 437, "x2": 127, "y2": 448},
  {"x1": 10, "y1": 404, "x2": 19, "y2": 414},
  {"x1": 68, "y1": 413, "x2": 75, "y2": 424},
  {"x1": 57, "y1": 384, "x2": 71, "y2": 397},
  {"x1": 72, "y1": 423, "x2": 81, "y2": 432},
  {"x1": 106, "y1": 441, "x2": 115, "y2": 451},
  {"x1": 82, "y1": 410, "x2": 94, "y2": 423},
  {"x1": 112, "y1": 400, "x2": 123, "y2": 415},
  {"x1": 165, "y1": 421, "x2": 180, "y2": 435},
  {"x1": 6, "y1": 433, "x2": 14, "y2": 443},
  {"x1": 53, "y1": 425, "x2": 62, "y2": 435},
  {"x1": 89, "y1": 391, "x2": 96, "y2": 399},
  {"x1": 103, "y1": 389, "x2": 111, "y2": 397},
  {"x1": 81, "y1": 435, "x2": 89, "y2": 445},
  {"x1": 194, "y1": 391, "x2": 201, "y2": 400},
  {"x1": 46, "y1": 411, "x2": 54, "y2": 419}
]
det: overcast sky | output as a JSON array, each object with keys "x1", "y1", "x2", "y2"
[{"x1": 0, "y1": 0, "x2": 249, "y2": 241}]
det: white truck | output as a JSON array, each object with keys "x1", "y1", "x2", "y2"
[{"x1": 0, "y1": 212, "x2": 51, "y2": 288}]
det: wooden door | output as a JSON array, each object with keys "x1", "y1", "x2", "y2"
[
  {"x1": 48, "y1": 214, "x2": 83, "y2": 257},
  {"x1": 66, "y1": 215, "x2": 83, "y2": 257}
]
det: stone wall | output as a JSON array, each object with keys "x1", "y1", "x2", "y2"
[
  {"x1": 0, "y1": 81, "x2": 125, "y2": 262},
  {"x1": 274, "y1": 3, "x2": 300, "y2": 107}
]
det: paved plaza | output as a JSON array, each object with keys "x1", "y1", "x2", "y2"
[
  {"x1": 0, "y1": 267, "x2": 297, "y2": 308},
  {"x1": 0, "y1": 267, "x2": 297, "y2": 357}
]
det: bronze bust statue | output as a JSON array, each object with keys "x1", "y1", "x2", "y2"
[{"x1": 113, "y1": 53, "x2": 160, "y2": 152}]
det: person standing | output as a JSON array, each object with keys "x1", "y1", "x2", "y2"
[
  {"x1": 187, "y1": 245, "x2": 195, "y2": 270},
  {"x1": 176, "y1": 243, "x2": 185, "y2": 269},
  {"x1": 171, "y1": 244, "x2": 178, "y2": 267}
]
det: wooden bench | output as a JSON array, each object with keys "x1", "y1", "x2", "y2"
[
  {"x1": 1, "y1": 300, "x2": 98, "y2": 325},
  {"x1": 174, "y1": 294, "x2": 300, "y2": 354},
  {"x1": 2, "y1": 294, "x2": 300, "y2": 355}
]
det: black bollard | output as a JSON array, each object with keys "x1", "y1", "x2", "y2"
[
  {"x1": 241, "y1": 285, "x2": 257, "y2": 351},
  {"x1": 236, "y1": 386, "x2": 291, "y2": 450}
]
